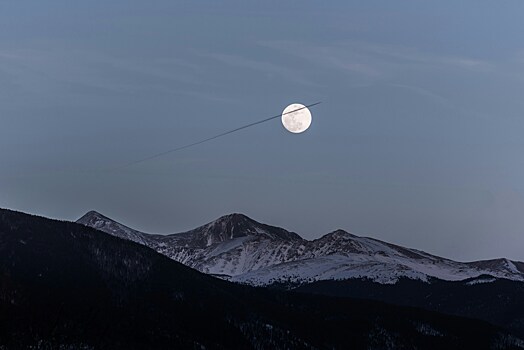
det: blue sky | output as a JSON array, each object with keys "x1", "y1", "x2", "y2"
[{"x1": 1, "y1": 1, "x2": 524, "y2": 261}]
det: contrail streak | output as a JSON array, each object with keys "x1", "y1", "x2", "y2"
[{"x1": 119, "y1": 102, "x2": 321, "y2": 168}]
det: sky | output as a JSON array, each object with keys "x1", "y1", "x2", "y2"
[{"x1": 1, "y1": 1, "x2": 524, "y2": 262}]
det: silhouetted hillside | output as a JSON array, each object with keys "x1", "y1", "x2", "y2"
[{"x1": 294, "y1": 276, "x2": 524, "y2": 338}]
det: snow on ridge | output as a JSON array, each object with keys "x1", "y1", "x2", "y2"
[
  {"x1": 466, "y1": 277, "x2": 497, "y2": 285},
  {"x1": 76, "y1": 211, "x2": 524, "y2": 286},
  {"x1": 77, "y1": 211, "x2": 150, "y2": 245}
]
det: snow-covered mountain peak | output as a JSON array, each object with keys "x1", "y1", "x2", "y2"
[
  {"x1": 77, "y1": 210, "x2": 149, "y2": 245},
  {"x1": 78, "y1": 210, "x2": 105, "y2": 221},
  {"x1": 311, "y1": 229, "x2": 391, "y2": 256},
  {"x1": 320, "y1": 229, "x2": 357, "y2": 240},
  {"x1": 212, "y1": 213, "x2": 252, "y2": 224},
  {"x1": 77, "y1": 210, "x2": 114, "y2": 229},
  {"x1": 185, "y1": 213, "x2": 303, "y2": 246},
  {"x1": 203, "y1": 213, "x2": 263, "y2": 241}
]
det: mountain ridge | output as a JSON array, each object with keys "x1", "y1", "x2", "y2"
[{"x1": 76, "y1": 210, "x2": 524, "y2": 285}]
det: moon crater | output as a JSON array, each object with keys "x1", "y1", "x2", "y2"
[{"x1": 281, "y1": 103, "x2": 312, "y2": 133}]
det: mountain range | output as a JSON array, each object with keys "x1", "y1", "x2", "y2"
[
  {"x1": 77, "y1": 210, "x2": 524, "y2": 285},
  {"x1": 4, "y1": 208, "x2": 521, "y2": 349}
]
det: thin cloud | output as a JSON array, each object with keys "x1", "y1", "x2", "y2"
[
  {"x1": 204, "y1": 52, "x2": 320, "y2": 87},
  {"x1": 261, "y1": 40, "x2": 495, "y2": 77},
  {"x1": 0, "y1": 49, "x2": 233, "y2": 101}
]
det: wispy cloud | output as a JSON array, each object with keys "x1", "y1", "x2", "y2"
[
  {"x1": 260, "y1": 40, "x2": 384, "y2": 79},
  {"x1": 0, "y1": 48, "x2": 238, "y2": 103},
  {"x1": 384, "y1": 83, "x2": 455, "y2": 108},
  {"x1": 204, "y1": 52, "x2": 320, "y2": 87},
  {"x1": 261, "y1": 40, "x2": 495, "y2": 79}
]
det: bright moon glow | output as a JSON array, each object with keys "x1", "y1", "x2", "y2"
[{"x1": 281, "y1": 103, "x2": 312, "y2": 133}]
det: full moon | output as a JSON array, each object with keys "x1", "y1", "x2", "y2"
[{"x1": 281, "y1": 103, "x2": 312, "y2": 133}]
